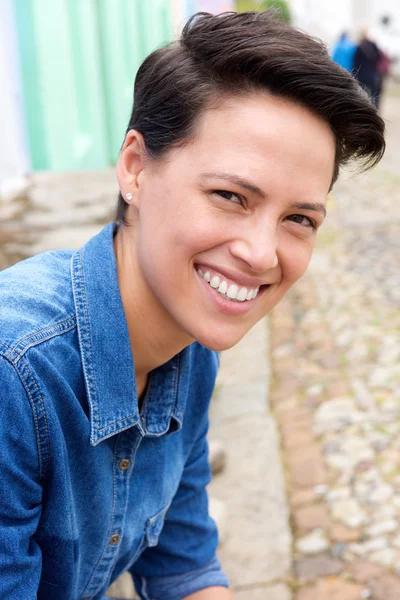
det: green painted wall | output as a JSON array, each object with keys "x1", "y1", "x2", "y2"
[
  {"x1": 13, "y1": 0, "x2": 174, "y2": 170},
  {"x1": 97, "y1": 0, "x2": 173, "y2": 164}
]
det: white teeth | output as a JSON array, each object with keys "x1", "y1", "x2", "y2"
[
  {"x1": 197, "y1": 268, "x2": 261, "y2": 302},
  {"x1": 227, "y1": 284, "x2": 238, "y2": 299},
  {"x1": 218, "y1": 280, "x2": 228, "y2": 294}
]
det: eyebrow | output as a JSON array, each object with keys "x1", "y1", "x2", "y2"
[
  {"x1": 199, "y1": 172, "x2": 265, "y2": 198},
  {"x1": 292, "y1": 202, "x2": 327, "y2": 218},
  {"x1": 200, "y1": 172, "x2": 327, "y2": 217}
]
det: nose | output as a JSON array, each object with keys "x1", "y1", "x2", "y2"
[{"x1": 229, "y1": 219, "x2": 279, "y2": 273}]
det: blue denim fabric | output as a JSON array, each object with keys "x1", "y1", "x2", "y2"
[{"x1": 0, "y1": 223, "x2": 228, "y2": 600}]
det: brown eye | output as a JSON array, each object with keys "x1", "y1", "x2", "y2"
[
  {"x1": 287, "y1": 214, "x2": 316, "y2": 229},
  {"x1": 213, "y1": 190, "x2": 244, "y2": 206}
]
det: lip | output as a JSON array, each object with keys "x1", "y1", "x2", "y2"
[
  {"x1": 196, "y1": 269, "x2": 268, "y2": 316},
  {"x1": 195, "y1": 263, "x2": 271, "y2": 289}
]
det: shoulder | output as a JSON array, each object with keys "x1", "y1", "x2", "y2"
[{"x1": 0, "y1": 250, "x2": 75, "y2": 353}]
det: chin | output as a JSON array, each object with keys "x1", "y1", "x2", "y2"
[{"x1": 193, "y1": 328, "x2": 247, "y2": 353}]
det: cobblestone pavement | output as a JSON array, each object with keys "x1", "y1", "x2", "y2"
[{"x1": 271, "y1": 89, "x2": 400, "y2": 599}]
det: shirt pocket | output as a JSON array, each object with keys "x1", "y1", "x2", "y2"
[
  {"x1": 128, "y1": 502, "x2": 172, "y2": 569},
  {"x1": 144, "y1": 502, "x2": 171, "y2": 547}
]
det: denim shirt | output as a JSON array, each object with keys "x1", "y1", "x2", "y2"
[{"x1": 0, "y1": 223, "x2": 228, "y2": 600}]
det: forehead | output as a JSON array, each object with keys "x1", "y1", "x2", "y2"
[{"x1": 181, "y1": 93, "x2": 336, "y2": 194}]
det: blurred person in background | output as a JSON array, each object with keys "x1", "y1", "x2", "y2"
[
  {"x1": 353, "y1": 29, "x2": 382, "y2": 108},
  {"x1": 0, "y1": 10, "x2": 385, "y2": 600},
  {"x1": 332, "y1": 31, "x2": 356, "y2": 72},
  {"x1": 376, "y1": 47, "x2": 391, "y2": 107}
]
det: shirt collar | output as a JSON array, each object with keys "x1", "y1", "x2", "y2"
[{"x1": 71, "y1": 223, "x2": 188, "y2": 446}]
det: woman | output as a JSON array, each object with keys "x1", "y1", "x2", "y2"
[{"x1": 0, "y1": 10, "x2": 385, "y2": 600}]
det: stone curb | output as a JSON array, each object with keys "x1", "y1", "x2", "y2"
[{"x1": 208, "y1": 318, "x2": 293, "y2": 599}]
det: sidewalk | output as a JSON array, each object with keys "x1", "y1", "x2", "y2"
[
  {"x1": 271, "y1": 89, "x2": 400, "y2": 599},
  {"x1": 208, "y1": 319, "x2": 292, "y2": 599}
]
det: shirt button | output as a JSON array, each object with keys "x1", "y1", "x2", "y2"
[
  {"x1": 109, "y1": 533, "x2": 120, "y2": 545},
  {"x1": 119, "y1": 458, "x2": 131, "y2": 471}
]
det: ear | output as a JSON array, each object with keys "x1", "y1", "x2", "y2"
[{"x1": 116, "y1": 130, "x2": 147, "y2": 209}]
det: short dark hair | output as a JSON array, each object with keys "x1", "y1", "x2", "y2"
[{"x1": 116, "y1": 10, "x2": 385, "y2": 225}]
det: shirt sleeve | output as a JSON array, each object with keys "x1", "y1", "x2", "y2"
[
  {"x1": 130, "y1": 418, "x2": 229, "y2": 600},
  {"x1": 0, "y1": 355, "x2": 42, "y2": 599}
]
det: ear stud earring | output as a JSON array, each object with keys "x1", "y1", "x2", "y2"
[{"x1": 126, "y1": 193, "x2": 132, "y2": 201}]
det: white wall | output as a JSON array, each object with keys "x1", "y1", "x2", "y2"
[
  {"x1": 172, "y1": 0, "x2": 187, "y2": 36},
  {"x1": 0, "y1": 0, "x2": 30, "y2": 189},
  {"x1": 172, "y1": 0, "x2": 235, "y2": 38},
  {"x1": 370, "y1": 0, "x2": 400, "y2": 58},
  {"x1": 290, "y1": 0, "x2": 400, "y2": 55},
  {"x1": 290, "y1": 0, "x2": 352, "y2": 47},
  {"x1": 184, "y1": 0, "x2": 234, "y2": 19}
]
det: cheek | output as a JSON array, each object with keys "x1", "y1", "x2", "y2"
[
  {"x1": 280, "y1": 238, "x2": 315, "y2": 285},
  {"x1": 137, "y1": 204, "x2": 216, "y2": 286},
  {"x1": 142, "y1": 194, "x2": 224, "y2": 261}
]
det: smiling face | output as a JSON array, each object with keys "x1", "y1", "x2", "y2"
[{"x1": 117, "y1": 93, "x2": 336, "y2": 352}]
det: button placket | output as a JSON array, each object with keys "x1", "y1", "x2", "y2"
[{"x1": 80, "y1": 430, "x2": 142, "y2": 598}]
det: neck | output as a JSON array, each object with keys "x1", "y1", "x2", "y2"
[{"x1": 114, "y1": 224, "x2": 193, "y2": 382}]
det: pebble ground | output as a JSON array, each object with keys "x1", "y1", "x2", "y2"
[{"x1": 271, "y1": 87, "x2": 400, "y2": 599}]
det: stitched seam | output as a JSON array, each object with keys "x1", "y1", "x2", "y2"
[
  {"x1": 71, "y1": 252, "x2": 100, "y2": 434},
  {"x1": 0, "y1": 340, "x2": 12, "y2": 353},
  {"x1": 90, "y1": 419, "x2": 140, "y2": 445},
  {"x1": 79, "y1": 254, "x2": 98, "y2": 422},
  {"x1": 174, "y1": 406, "x2": 184, "y2": 420},
  {"x1": 79, "y1": 253, "x2": 99, "y2": 425},
  {"x1": 143, "y1": 373, "x2": 154, "y2": 425},
  {"x1": 0, "y1": 352, "x2": 44, "y2": 479},
  {"x1": 173, "y1": 354, "x2": 180, "y2": 405},
  {"x1": 20, "y1": 360, "x2": 50, "y2": 479},
  {"x1": 13, "y1": 322, "x2": 77, "y2": 362},
  {"x1": 171, "y1": 353, "x2": 183, "y2": 426},
  {"x1": 13, "y1": 363, "x2": 43, "y2": 477},
  {"x1": 10, "y1": 315, "x2": 76, "y2": 351},
  {"x1": 97, "y1": 414, "x2": 139, "y2": 433}
]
